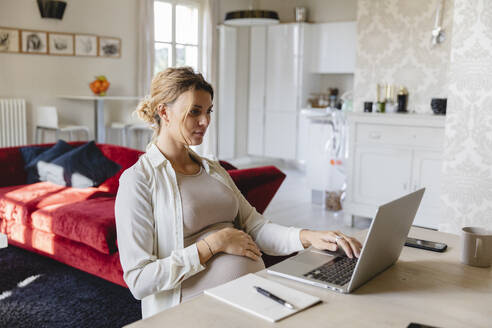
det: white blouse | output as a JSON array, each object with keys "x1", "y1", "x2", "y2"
[{"x1": 115, "y1": 143, "x2": 304, "y2": 319}]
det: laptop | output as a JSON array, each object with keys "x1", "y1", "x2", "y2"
[{"x1": 267, "y1": 188, "x2": 425, "y2": 293}]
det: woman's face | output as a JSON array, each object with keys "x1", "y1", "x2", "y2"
[{"x1": 161, "y1": 89, "x2": 213, "y2": 146}]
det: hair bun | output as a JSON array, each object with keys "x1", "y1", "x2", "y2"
[{"x1": 135, "y1": 95, "x2": 154, "y2": 124}]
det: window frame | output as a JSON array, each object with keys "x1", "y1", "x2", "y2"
[{"x1": 154, "y1": 0, "x2": 202, "y2": 73}]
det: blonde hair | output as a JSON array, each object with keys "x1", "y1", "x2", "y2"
[{"x1": 135, "y1": 67, "x2": 214, "y2": 147}]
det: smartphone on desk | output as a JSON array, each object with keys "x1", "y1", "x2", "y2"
[
  {"x1": 405, "y1": 237, "x2": 447, "y2": 252},
  {"x1": 407, "y1": 323, "x2": 441, "y2": 328}
]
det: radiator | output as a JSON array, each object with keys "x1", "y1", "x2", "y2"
[{"x1": 0, "y1": 98, "x2": 27, "y2": 147}]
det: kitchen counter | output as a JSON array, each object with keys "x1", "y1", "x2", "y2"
[
  {"x1": 347, "y1": 111, "x2": 446, "y2": 127},
  {"x1": 301, "y1": 109, "x2": 446, "y2": 127}
]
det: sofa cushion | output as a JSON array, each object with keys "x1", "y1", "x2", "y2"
[
  {"x1": 30, "y1": 197, "x2": 117, "y2": 254},
  {"x1": 96, "y1": 145, "x2": 143, "y2": 195},
  {"x1": 227, "y1": 166, "x2": 286, "y2": 214},
  {"x1": 19, "y1": 146, "x2": 48, "y2": 183},
  {"x1": 0, "y1": 182, "x2": 101, "y2": 225},
  {"x1": 25, "y1": 140, "x2": 74, "y2": 184},
  {"x1": 38, "y1": 141, "x2": 121, "y2": 188}
]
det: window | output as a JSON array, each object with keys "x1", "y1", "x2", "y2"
[{"x1": 154, "y1": 0, "x2": 200, "y2": 74}]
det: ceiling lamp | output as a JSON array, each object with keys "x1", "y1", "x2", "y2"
[
  {"x1": 37, "y1": 0, "x2": 67, "y2": 20},
  {"x1": 224, "y1": 10, "x2": 279, "y2": 26}
]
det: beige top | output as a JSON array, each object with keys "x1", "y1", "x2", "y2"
[{"x1": 177, "y1": 166, "x2": 265, "y2": 301}]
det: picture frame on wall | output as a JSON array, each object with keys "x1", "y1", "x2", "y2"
[
  {"x1": 98, "y1": 36, "x2": 121, "y2": 58},
  {"x1": 21, "y1": 30, "x2": 48, "y2": 54},
  {"x1": 75, "y1": 34, "x2": 98, "y2": 57},
  {"x1": 0, "y1": 27, "x2": 20, "y2": 53},
  {"x1": 48, "y1": 32, "x2": 74, "y2": 56}
]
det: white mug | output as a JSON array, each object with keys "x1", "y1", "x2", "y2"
[{"x1": 461, "y1": 227, "x2": 492, "y2": 268}]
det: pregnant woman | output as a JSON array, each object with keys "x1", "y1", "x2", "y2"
[{"x1": 115, "y1": 67, "x2": 362, "y2": 319}]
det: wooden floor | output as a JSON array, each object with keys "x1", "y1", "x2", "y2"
[{"x1": 229, "y1": 157, "x2": 371, "y2": 236}]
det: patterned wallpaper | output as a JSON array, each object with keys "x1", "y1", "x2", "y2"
[
  {"x1": 354, "y1": 0, "x2": 454, "y2": 113},
  {"x1": 440, "y1": 0, "x2": 492, "y2": 233}
]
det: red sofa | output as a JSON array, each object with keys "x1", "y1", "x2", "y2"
[{"x1": 0, "y1": 142, "x2": 286, "y2": 287}]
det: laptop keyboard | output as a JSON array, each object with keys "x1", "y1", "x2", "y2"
[{"x1": 303, "y1": 257, "x2": 358, "y2": 286}]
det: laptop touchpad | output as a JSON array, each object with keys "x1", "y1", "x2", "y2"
[{"x1": 294, "y1": 250, "x2": 336, "y2": 266}]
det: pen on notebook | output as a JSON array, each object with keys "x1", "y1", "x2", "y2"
[{"x1": 253, "y1": 286, "x2": 295, "y2": 310}]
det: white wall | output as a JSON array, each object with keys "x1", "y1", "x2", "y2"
[{"x1": 0, "y1": 0, "x2": 139, "y2": 143}]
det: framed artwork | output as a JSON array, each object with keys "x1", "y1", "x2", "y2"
[
  {"x1": 98, "y1": 36, "x2": 121, "y2": 58},
  {"x1": 75, "y1": 34, "x2": 97, "y2": 56},
  {"x1": 0, "y1": 27, "x2": 20, "y2": 53},
  {"x1": 48, "y1": 32, "x2": 74, "y2": 55},
  {"x1": 21, "y1": 30, "x2": 48, "y2": 54}
]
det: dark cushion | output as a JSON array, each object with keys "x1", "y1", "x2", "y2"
[
  {"x1": 24, "y1": 140, "x2": 74, "y2": 184},
  {"x1": 20, "y1": 146, "x2": 47, "y2": 166},
  {"x1": 20, "y1": 146, "x2": 48, "y2": 184},
  {"x1": 96, "y1": 144, "x2": 143, "y2": 195},
  {"x1": 38, "y1": 141, "x2": 121, "y2": 188}
]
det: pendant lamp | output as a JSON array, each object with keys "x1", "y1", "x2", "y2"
[{"x1": 224, "y1": 10, "x2": 279, "y2": 26}]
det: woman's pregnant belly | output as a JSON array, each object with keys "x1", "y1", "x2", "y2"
[{"x1": 181, "y1": 226, "x2": 265, "y2": 302}]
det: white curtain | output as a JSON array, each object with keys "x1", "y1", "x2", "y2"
[
  {"x1": 194, "y1": 0, "x2": 219, "y2": 157},
  {"x1": 137, "y1": 0, "x2": 155, "y2": 97}
]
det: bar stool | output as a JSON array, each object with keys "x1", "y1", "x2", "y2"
[
  {"x1": 35, "y1": 106, "x2": 90, "y2": 143},
  {"x1": 107, "y1": 122, "x2": 128, "y2": 146},
  {"x1": 126, "y1": 123, "x2": 153, "y2": 150}
]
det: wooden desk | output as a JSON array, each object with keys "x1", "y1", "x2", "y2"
[
  {"x1": 125, "y1": 227, "x2": 492, "y2": 328},
  {"x1": 57, "y1": 96, "x2": 140, "y2": 143}
]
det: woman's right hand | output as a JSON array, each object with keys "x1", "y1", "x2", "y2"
[{"x1": 206, "y1": 227, "x2": 262, "y2": 261}]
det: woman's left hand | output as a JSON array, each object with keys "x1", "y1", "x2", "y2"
[{"x1": 299, "y1": 230, "x2": 363, "y2": 259}]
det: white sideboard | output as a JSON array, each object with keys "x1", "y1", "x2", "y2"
[{"x1": 344, "y1": 112, "x2": 446, "y2": 229}]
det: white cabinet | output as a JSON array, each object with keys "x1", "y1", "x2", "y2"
[
  {"x1": 247, "y1": 26, "x2": 267, "y2": 157},
  {"x1": 353, "y1": 146, "x2": 413, "y2": 205},
  {"x1": 264, "y1": 112, "x2": 297, "y2": 160},
  {"x1": 411, "y1": 150, "x2": 443, "y2": 229},
  {"x1": 265, "y1": 24, "x2": 300, "y2": 112},
  {"x1": 344, "y1": 113, "x2": 446, "y2": 230},
  {"x1": 219, "y1": 22, "x2": 356, "y2": 161},
  {"x1": 310, "y1": 21, "x2": 356, "y2": 74},
  {"x1": 247, "y1": 23, "x2": 313, "y2": 160}
]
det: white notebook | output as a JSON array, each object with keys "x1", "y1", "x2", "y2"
[{"x1": 204, "y1": 273, "x2": 321, "y2": 322}]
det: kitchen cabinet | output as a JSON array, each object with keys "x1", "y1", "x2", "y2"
[
  {"x1": 344, "y1": 113, "x2": 446, "y2": 230},
  {"x1": 264, "y1": 112, "x2": 297, "y2": 160},
  {"x1": 247, "y1": 26, "x2": 267, "y2": 157},
  {"x1": 411, "y1": 150, "x2": 443, "y2": 228},
  {"x1": 247, "y1": 23, "x2": 316, "y2": 160},
  {"x1": 265, "y1": 24, "x2": 300, "y2": 113},
  {"x1": 220, "y1": 22, "x2": 356, "y2": 161},
  {"x1": 310, "y1": 21, "x2": 356, "y2": 74}
]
